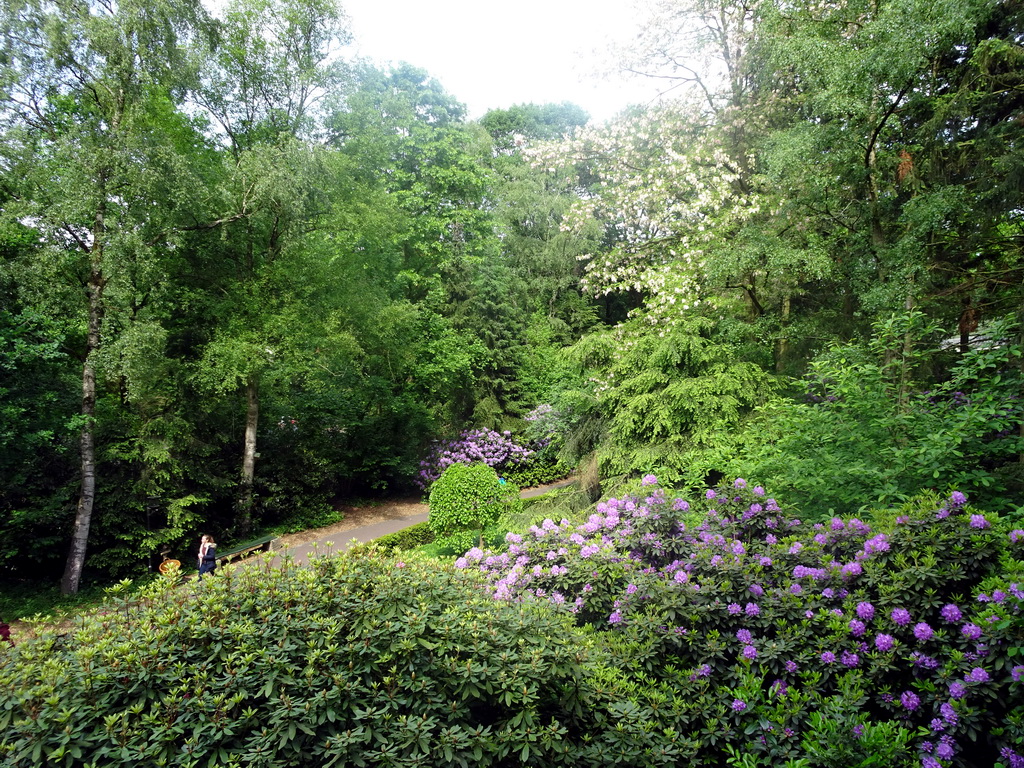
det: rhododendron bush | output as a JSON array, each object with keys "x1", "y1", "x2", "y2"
[
  {"x1": 458, "y1": 478, "x2": 1024, "y2": 767},
  {"x1": 415, "y1": 428, "x2": 534, "y2": 491}
]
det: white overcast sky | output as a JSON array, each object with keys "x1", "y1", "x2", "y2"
[{"x1": 340, "y1": 0, "x2": 663, "y2": 123}]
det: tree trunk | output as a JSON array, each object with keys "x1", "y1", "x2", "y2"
[
  {"x1": 776, "y1": 292, "x2": 791, "y2": 373},
  {"x1": 61, "y1": 206, "x2": 106, "y2": 595},
  {"x1": 236, "y1": 373, "x2": 260, "y2": 535},
  {"x1": 897, "y1": 288, "x2": 916, "y2": 410}
]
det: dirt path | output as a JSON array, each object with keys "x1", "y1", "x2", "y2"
[
  {"x1": 277, "y1": 497, "x2": 428, "y2": 548},
  {"x1": 276, "y1": 477, "x2": 575, "y2": 549}
]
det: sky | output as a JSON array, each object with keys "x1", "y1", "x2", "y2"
[{"x1": 340, "y1": 0, "x2": 664, "y2": 123}]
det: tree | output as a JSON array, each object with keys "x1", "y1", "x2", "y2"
[
  {"x1": 479, "y1": 101, "x2": 589, "y2": 154},
  {"x1": 329, "y1": 63, "x2": 497, "y2": 284},
  {"x1": 0, "y1": 0, "x2": 216, "y2": 593},
  {"x1": 189, "y1": 0, "x2": 352, "y2": 532},
  {"x1": 427, "y1": 462, "x2": 520, "y2": 552}
]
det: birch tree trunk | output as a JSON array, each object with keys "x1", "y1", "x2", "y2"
[
  {"x1": 236, "y1": 373, "x2": 260, "y2": 535},
  {"x1": 61, "y1": 199, "x2": 107, "y2": 595}
]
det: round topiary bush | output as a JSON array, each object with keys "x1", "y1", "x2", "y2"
[{"x1": 427, "y1": 462, "x2": 521, "y2": 553}]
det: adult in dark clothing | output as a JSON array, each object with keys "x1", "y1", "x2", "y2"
[{"x1": 198, "y1": 534, "x2": 217, "y2": 578}]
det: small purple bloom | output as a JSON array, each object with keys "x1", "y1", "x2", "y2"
[
  {"x1": 745, "y1": 602, "x2": 760, "y2": 616},
  {"x1": 891, "y1": 607, "x2": 911, "y2": 626},
  {"x1": 961, "y1": 623, "x2": 982, "y2": 640},
  {"x1": 969, "y1": 514, "x2": 990, "y2": 529},
  {"x1": 820, "y1": 651, "x2": 836, "y2": 664},
  {"x1": 785, "y1": 660, "x2": 798, "y2": 673},
  {"x1": 742, "y1": 645, "x2": 758, "y2": 660},
  {"x1": 849, "y1": 619, "x2": 866, "y2": 637},
  {"x1": 728, "y1": 603, "x2": 742, "y2": 615},
  {"x1": 840, "y1": 561, "x2": 863, "y2": 578},
  {"x1": 841, "y1": 651, "x2": 860, "y2": 668},
  {"x1": 641, "y1": 474, "x2": 658, "y2": 486},
  {"x1": 856, "y1": 602, "x2": 875, "y2": 621},
  {"x1": 734, "y1": 478, "x2": 747, "y2": 489},
  {"x1": 950, "y1": 491, "x2": 967, "y2": 507},
  {"x1": 900, "y1": 690, "x2": 920, "y2": 711},
  {"x1": 948, "y1": 681, "x2": 966, "y2": 699},
  {"x1": 910, "y1": 652, "x2": 938, "y2": 669},
  {"x1": 1011, "y1": 665, "x2": 1024, "y2": 682},
  {"x1": 736, "y1": 628, "x2": 753, "y2": 643},
  {"x1": 940, "y1": 604, "x2": 963, "y2": 623},
  {"x1": 940, "y1": 703, "x2": 958, "y2": 725},
  {"x1": 965, "y1": 667, "x2": 990, "y2": 683},
  {"x1": 731, "y1": 698, "x2": 747, "y2": 712},
  {"x1": 913, "y1": 622, "x2": 934, "y2": 642},
  {"x1": 875, "y1": 633, "x2": 895, "y2": 652}
]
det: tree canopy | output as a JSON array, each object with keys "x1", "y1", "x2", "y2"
[{"x1": 0, "y1": 0, "x2": 1021, "y2": 594}]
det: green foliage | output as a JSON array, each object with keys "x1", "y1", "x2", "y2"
[
  {"x1": 479, "y1": 102, "x2": 589, "y2": 153},
  {"x1": 0, "y1": 552, "x2": 577, "y2": 766},
  {"x1": 365, "y1": 522, "x2": 435, "y2": 553},
  {"x1": 502, "y1": 455, "x2": 569, "y2": 489},
  {"x1": 729, "y1": 314, "x2": 1024, "y2": 517},
  {"x1": 428, "y1": 463, "x2": 521, "y2": 553},
  {"x1": 792, "y1": 672, "x2": 914, "y2": 767},
  {"x1": 0, "y1": 550, "x2": 700, "y2": 767},
  {"x1": 558, "y1": 313, "x2": 775, "y2": 484}
]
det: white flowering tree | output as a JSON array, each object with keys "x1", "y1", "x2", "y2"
[{"x1": 528, "y1": 99, "x2": 832, "y2": 330}]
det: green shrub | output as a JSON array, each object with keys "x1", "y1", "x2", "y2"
[
  {"x1": 427, "y1": 463, "x2": 521, "y2": 552},
  {"x1": 1, "y1": 550, "x2": 681, "y2": 767},
  {"x1": 502, "y1": 455, "x2": 569, "y2": 488},
  {"x1": 728, "y1": 313, "x2": 1024, "y2": 518},
  {"x1": 462, "y1": 477, "x2": 1024, "y2": 766},
  {"x1": 366, "y1": 521, "x2": 435, "y2": 553}
]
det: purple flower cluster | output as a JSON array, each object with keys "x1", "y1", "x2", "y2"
[
  {"x1": 416, "y1": 428, "x2": 533, "y2": 490},
  {"x1": 454, "y1": 483, "x2": 1021, "y2": 762}
]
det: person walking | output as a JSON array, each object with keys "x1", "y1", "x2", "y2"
[{"x1": 197, "y1": 534, "x2": 217, "y2": 578}]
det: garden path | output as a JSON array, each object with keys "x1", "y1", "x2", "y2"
[{"x1": 271, "y1": 476, "x2": 576, "y2": 566}]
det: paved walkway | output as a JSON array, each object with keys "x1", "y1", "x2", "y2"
[{"x1": 272, "y1": 477, "x2": 576, "y2": 567}]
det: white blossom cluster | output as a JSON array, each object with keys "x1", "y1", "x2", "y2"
[{"x1": 527, "y1": 100, "x2": 764, "y2": 324}]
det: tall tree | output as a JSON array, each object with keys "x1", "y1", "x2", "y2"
[
  {"x1": 190, "y1": 0, "x2": 351, "y2": 532},
  {"x1": 0, "y1": 0, "x2": 216, "y2": 593}
]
